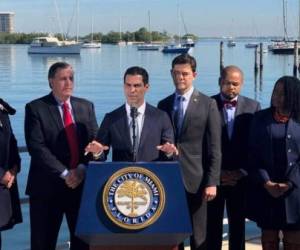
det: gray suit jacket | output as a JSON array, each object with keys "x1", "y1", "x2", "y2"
[{"x1": 158, "y1": 89, "x2": 222, "y2": 194}]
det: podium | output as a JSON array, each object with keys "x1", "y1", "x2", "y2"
[{"x1": 76, "y1": 162, "x2": 192, "y2": 250}]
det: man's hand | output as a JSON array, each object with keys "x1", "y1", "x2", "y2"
[
  {"x1": 0, "y1": 169, "x2": 16, "y2": 189},
  {"x1": 65, "y1": 169, "x2": 84, "y2": 189},
  {"x1": 85, "y1": 140, "x2": 109, "y2": 156},
  {"x1": 156, "y1": 142, "x2": 178, "y2": 155},
  {"x1": 264, "y1": 181, "x2": 289, "y2": 198},
  {"x1": 202, "y1": 186, "x2": 217, "y2": 202}
]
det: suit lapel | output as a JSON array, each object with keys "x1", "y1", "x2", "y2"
[
  {"x1": 47, "y1": 93, "x2": 64, "y2": 132},
  {"x1": 180, "y1": 90, "x2": 199, "y2": 135},
  {"x1": 120, "y1": 105, "x2": 132, "y2": 149},
  {"x1": 215, "y1": 94, "x2": 226, "y2": 127},
  {"x1": 139, "y1": 104, "x2": 152, "y2": 150}
]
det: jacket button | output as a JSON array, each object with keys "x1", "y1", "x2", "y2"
[
  {"x1": 289, "y1": 162, "x2": 293, "y2": 166},
  {"x1": 288, "y1": 149, "x2": 292, "y2": 153},
  {"x1": 287, "y1": 134, "x2": 292, "y2": 139}
]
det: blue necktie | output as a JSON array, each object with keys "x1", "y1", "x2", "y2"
[{"x1": 174, "y1": 95, "x2": 184, "y2": 137}]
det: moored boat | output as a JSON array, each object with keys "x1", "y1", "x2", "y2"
[{"x1": 28, "y1": 36, "x2": 81, "y2": 54}]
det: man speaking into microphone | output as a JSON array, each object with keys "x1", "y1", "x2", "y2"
[{"x1": 85, "y1": 66, "x2": 178, "y2": 161}]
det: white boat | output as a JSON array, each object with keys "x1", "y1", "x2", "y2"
[
  {"x1": 137, "y1": 43, "x2": 160, "y2": 51},
  {"x1": 81, "y1": 14, "x2": 101, "y2": 49},
  {"x1": 227, "y1": 39, "x2": 236, "y2": 47},
  {"x1": 81, "y1": 42, "x2": 101, "y2": 48},
  {"x1": 28, "y1": 36, "x2": 81, "y2": 54}
]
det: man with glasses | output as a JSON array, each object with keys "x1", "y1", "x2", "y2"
[{"x1": 158, "y1": 54, "x2": 221, "y2": 250}]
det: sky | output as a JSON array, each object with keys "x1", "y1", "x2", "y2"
[{"x1": 0, "y1": 0, "x2": 300, "y2": 37}]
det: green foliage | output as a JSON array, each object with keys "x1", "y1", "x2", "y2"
[{"x1": 0, "y1": 28, "x2": 196, "y2": 44}]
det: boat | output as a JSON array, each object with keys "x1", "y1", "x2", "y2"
[
  {"x1": 182, "y1": 37, "x2": 195, "y2": 48},
  {"x1": 269, "y1": 0, "x2": 298, "y2": 54},
  {"x1": 28, "y1": 36, "x2": 81, "y2": 54},
  {"x1": 162, "y1": 44, "x2": 190, "y2": 54},
  {"x1": 245, "y1": 43, "x2": 258, "y2": 48},
  {"x1": 81, "y1": 14, "x2": 101, "y2": 49},
  {"x1": 227, "y1": 38, "x2": 236, "y2": 47},
  {"x1": 137, "y1": 43, "x2": 160, "y2": 51},
  {"x1": 81, "y1": 42, "x2": 101, "y2": 48},
  {"x1": 137, "y1": 11, "x2": 161, "y2": 51}
]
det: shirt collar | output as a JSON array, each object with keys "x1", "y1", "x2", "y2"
[
  {"x1": 125, "y1": 101, "x2": 146, "y2": 118},
  {"x1": 175, "y1": 86, "x2": 194, "y2": 101},
  {"x1": 52, "y1": 93, "x2": 71, "y2": 107}
]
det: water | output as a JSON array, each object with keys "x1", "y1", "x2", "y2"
[{"x1": 0, "y1": 41, "x2": 296, "y2": 249}]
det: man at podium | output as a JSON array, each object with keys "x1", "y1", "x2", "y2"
[{"x1": 85, "y1": 66, "x2": 178, "y2": 163}]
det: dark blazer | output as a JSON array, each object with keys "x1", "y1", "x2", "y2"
[
  {"x1": 158, "y1": 89, "x2": 221, "y2": 194},
  {"x1": 96, "y1": 103, "x2": 174, "y2": 162},
  {"x1": 212, "y1": 94, "x2": 261, "y2": 171},
  {"x1": 247, "y1": 108, "x2": 300, "y2": 225},
  {"x1": 0, "y1": 101, "x2": 22, "y2": 230},
  {"x1": 25, "y1": 93, "x2": 98, "y2": 197}
]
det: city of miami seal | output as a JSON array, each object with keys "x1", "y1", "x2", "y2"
[{"x1": 102, "y1": 166, "x2": 165, "y2": 230}]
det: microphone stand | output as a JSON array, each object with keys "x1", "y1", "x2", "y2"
[{"x1": 130, "y1": 106, "x2": 138, "y2": 162}]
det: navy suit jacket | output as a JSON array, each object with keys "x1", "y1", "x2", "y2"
[
  {"x1": 212, "y1": 94, "x2": 260, "y2": 171},
  {"x1": 25, "y1": 93, "x2": 98, "y2": 197},
  {"x1": 96, "y1": 103, "x2": 174, "y2": 162},
  {"x1": 0, "y1": 102, "x2": 22, "y2": 230},
  {"x1": 247, "y1": 108, "x2": 300, "y2": 224}
]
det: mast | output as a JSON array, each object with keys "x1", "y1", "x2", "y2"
[
  {"x1": 54, "y1": 0, "x2": 65, "y2": 40},
  {"x1": 283, "y1": 0, "x2": 288, "y2": 40},
  {"x1": 148, "y1": 10, "x2": 151, "y2": 43},
  {"x1": 76, "y1": 0, "x2": 79, "y2": 42}
]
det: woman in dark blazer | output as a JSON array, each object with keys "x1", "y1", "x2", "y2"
[
  {"x1": 247, "y1": 76, "x2": 300, "y2": 250},
  {"x1": 0, "y1": 99, "x2": 22, "y2": 249}
]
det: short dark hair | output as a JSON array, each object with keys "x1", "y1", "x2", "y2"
[
  {"x1": 123, "y1": 66, "x2": 149, "y2": 85},
  {"x1": 271, "y1": 75, "x2": 300, "y2": 122},
  {"x1": 171, "y1": 53, "x2": 197, "y2": 72},
  {"x1": 48, "y1": 62, "x2": 72, "y2": 79},
  {"x1": 220, "y1": 65, "x2": 244, "y2": 81}
]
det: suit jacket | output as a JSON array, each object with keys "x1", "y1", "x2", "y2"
[
  {"x1": 158, "y1": 89, "x2": 222, "y2": 194},
  {"x1": 96, "y1": 103, "x2": 174, "y2": 162},
  {"x1": 0, "y1": 102, "x2": 22, "y2": 230},
  {"x1": 25, "y1": 93, "x2": 98, "y2": 197},
  {"x1": 247, "y1": 108, "x2": 300, "y2": 225},
  {"x1": 212, "y1": 94, "x2": 260, "y2": 171}
]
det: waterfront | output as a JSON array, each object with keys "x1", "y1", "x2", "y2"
[{"x1": 0, "y1": 40, "x2": 296, "y2": 249}]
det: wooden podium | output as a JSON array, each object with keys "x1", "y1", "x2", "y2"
[{"x1": 75, "y1": 162, "x2": 191, "y2": 250}]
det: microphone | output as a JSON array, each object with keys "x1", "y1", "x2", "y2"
[{"x1": 130, "y1": 106, "x2": 138, "y2": 162}]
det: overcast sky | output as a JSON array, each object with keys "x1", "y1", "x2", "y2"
[{"x1": 0, "y1": 0, "x2": 300, "y2": 37}]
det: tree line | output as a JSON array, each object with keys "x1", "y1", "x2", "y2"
[{"x1": 0, "y1": 27, "x2": 197, "y2": 44}]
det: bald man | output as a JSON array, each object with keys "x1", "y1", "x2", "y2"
[{"x1": 206, "y1": 66, "x2": 260, "y2": 250}]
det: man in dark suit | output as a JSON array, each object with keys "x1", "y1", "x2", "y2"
[
  {"x1": 158, "y1": 54, "x2": 222, "y2": 250},
  {"x1": 85, "y1": 66, "x2": 178, "y2": 163},
  {"x1": 206, "y1": 65, "x2": 261, "y2": 250},
  {"x1": 25, "y1": 62, "x2": 98, "y2": 250}
]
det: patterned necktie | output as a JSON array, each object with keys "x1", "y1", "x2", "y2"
[
  {"x1": 130, "y1": 107, "x2": 140, "y2": 161},
  {"x1": 62, "y1": 102, "x2": 79, "y2": 169},
  {"x1": 174, "y1": 95, "x2": 185, "y2": 137}
]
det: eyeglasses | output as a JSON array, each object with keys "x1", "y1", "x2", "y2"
[{"x1": 172, "y1": 71, "x2": 192, "y2": 78}]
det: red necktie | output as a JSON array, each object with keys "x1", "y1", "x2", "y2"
[{"x1": 62, "y1": 102, "x2": 79, "y2": 169}]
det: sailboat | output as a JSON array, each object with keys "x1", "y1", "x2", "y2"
[
  {"x1": 269, "y1": 0, "x2": 296, "y2": 54},
  {"x1": 28, "y1": 0, "x2": 81, "y2": 54},
  {"x1": 162, "y1": 7, "x2": 190, "y2": 54},
  {"x1": 137, "y1": 11, "x2": 160, "y2": 51},
  {"x1": 117, "y1": 17, "x2": 126, "y2": 46},
  {"x1": 82, "y1": 15, "x2": 101, "y2": 48}
]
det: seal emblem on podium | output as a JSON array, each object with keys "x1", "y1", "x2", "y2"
[{"x1": 103, "y1": 166, "x2": 166, "y2": 230}]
